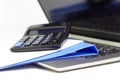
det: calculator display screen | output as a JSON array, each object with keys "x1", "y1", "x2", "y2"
[
  {"x1": 29, "y1": 30, "x2": 38, "y2": 35},
  {"x1": 28, "y1": 28, "x2": 65, "y2": 35}
]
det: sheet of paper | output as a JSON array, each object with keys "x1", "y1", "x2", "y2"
[{"x1": 0, "y1": 39, "x2": 83, "y2": 68}]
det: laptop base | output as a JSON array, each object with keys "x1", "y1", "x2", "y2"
[{"x1": 36, "y1": 34, "x2": 120, "y2": 72}]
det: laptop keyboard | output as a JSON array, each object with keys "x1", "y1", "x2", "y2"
[
  {"x1": 84, "y1": 42, "x2": 120, "y2": 58},
  {"x1": 70, "y1": 11, "x2": 120, "y2": 33},
  {"x1": 94, "y1": 43, "x2": 120, "y2": 55}
]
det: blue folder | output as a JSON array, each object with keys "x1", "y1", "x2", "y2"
[{"x1": 0, "y1": 42, "x2": 98, "y2": 70}]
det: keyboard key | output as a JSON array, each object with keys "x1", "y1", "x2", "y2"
[
  {"x1": 52, "y1": 39, "x2": 58, "y2": 44},
  {"x1": 32, "y1": 35, "x2": 45, "y2": 45},
  {"x1": 52, "y1": 33, "x2": 63, "y2": 43},
  {"x1": 41, "y1": 33, "x2": 53, "y2": 45},
  {"x1": 55, "y1": 33, "x2": 63, "y2": 40},
  {"x1": 109, "y1": 48, "x2": 120, "y2": 54},
  {"x1": 14, "y1": 42, "x2": 24, "y2": 47},
  {"x1": 24, "y1": 35, "x2": 38, "y2": 46},
  {"x1": 19, "y1": 36, "x2": 29, "y2": 42}
]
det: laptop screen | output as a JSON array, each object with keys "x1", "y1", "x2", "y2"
[{"x1": 38, "y1": 0, "x2": 120, "y2": 22}]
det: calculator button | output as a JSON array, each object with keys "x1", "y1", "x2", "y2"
[
  {"x1": 24, "y1": 35, "x2": 38, "y2": 46},
  {"x1": 53, "y1": 33, "x2": 63, "y2": 43},
  {"x1": 41, "y1": 33, "x2": 53, "y2": 45},
  {"x1": 14, "y1": 42, "x2": 24, "y2": 47},
  {"x1": 52, "y1": 39, "x2": 58, "y2": 44},
  {"x1": 55, "y1": 33, "x2": 63, "y2": 40},
  {"x1": 19, "y1": 36, "x2": 29, "y2": 42},
  {"x1": 32, "y1": 35, "x2": 45, "y2": 45}
]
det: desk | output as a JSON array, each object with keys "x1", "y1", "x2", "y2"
[
  {"x1": 1, "y1": 19, "x2": 120, "y2": 80},
  {"x1": 0, "y1": 0, "x2": 120, "y2": 80}
]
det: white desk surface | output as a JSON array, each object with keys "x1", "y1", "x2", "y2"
[{"x1": 0, "y1": 0, "x2": 120, "y2": 80}]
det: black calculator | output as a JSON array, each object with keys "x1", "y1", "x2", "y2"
[{"x1": 11, "y1": 24, "x2": 70, "y2": 52}]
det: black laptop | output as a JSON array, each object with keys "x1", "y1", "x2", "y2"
[{"x1": 36, "y1": 0, "x2": 120, "y2": 72}]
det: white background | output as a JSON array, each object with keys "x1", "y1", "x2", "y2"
[{"x1": 0, "y1": 0, "x2": 120, "y2": 80}]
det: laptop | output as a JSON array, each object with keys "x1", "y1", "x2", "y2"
[{"x1": 36, "y1": 0, "x2": 120, "y2": 72}]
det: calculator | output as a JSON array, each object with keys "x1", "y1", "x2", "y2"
[{"x1": 11, "y1": 24, "x2": 70, "y2": 52}]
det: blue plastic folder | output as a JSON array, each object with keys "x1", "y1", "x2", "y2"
[{"x1": 0, "y1": 42, "x2": 98, "y2": 70}]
